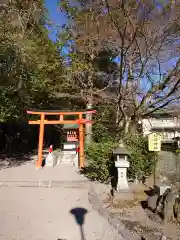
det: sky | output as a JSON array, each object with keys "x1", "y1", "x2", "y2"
[{"x1": 44, "y1": 0, "x2": 67, "y2": 42}]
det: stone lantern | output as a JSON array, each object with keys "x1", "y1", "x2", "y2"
[{"x1": 113, "y1": 143, "x2": 130, "y2": 191}]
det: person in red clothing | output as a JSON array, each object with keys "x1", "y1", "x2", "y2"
[{"x1": 49, "y1": 144, "x2": 53, "y2": 153}]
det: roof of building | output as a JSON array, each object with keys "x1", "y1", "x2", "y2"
[
  {"x1": 27, "y1": 109, "x2": 86, "y2": 113},
  {"x1": 113, "y1": 146, "x2": 130, "y2": 155},
  {"x1": 144, "y1": 108, "x2": 180, "y2": 118},
  {"x1": 62, "y1": 124, "x2": 79, "y2": 129}
]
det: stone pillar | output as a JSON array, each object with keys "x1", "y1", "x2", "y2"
[
  {"x1": 74, "y1": 153, "x2": 79, "y2": 169},
  {"x1": 85, "y1": 101, "x2": 93, "y2": 146},
  {"x1": 45, "y1": 152, "x2": 57, "y2": 167},
  {"x1": 115, "y1": 156, "x2": 129, "y2": 191}
]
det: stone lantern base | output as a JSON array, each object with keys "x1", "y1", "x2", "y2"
[
  {"x1": 114, "y1": 189, "x2": 134, "y2": 201},
  {"x1": 115, "y1": 160, "x2": 129, "y2": 191}
]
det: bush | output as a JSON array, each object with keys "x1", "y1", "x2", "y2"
[
  {"x1": 124, "y1": 134, "x2": 155, "y2": 181},
  {"x1": 84, "y1": 134, "x2": 155, "y2": 183},
  {"x1": 84, "y1": 139, "x2": 118, "y2": 182},
  {"x1": 84, "y1": 118, "x2": 155, "y2": 183},
  {"x1": 92, "y1": 122, "x2": 111, "y2": 143}
]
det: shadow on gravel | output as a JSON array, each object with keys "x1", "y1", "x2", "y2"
[
  {"x1": 70, "y1": 207, "x2": 88, "y2": 240},
  {"x1": 0, "y1": 121, "x2": 64, "y2": 170},
  {"x1": 0, "y1": 153, "x2": 31, "y2": 170}
]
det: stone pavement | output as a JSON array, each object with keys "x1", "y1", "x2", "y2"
[{"x1": 0, "y1": 162, "x2": 126, "y2": 240}]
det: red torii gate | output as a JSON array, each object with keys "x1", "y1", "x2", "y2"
[{"x1": 27, "y1": 109, "x2": 96, "y2": 169}]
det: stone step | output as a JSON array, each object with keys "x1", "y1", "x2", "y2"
[
  {"x1": 58, "y1": 154, "x2": 76, "y2": 162},
  {"x1": 30, "y1": 150, "x2": 78, "y2": 167},
  {"x1": 0, "y1": 179, "x2": 88, "y2": 188}
]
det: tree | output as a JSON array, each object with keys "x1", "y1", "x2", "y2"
[
  {"x1": 56, "y1": 6, "x2": 120, "y2": 143},
  {"x1": 58, "y1": 0, "x2": 180, "y2": 134},
  {"x1": 0, "y1": 0, "x2": 64, "y2": 121}
]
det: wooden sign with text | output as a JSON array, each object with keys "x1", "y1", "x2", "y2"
[{"x1": 148, "y1": 132, "x2": 162, "y2": 152}]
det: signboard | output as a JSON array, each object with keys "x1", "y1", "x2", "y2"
[
  {"x1": 148, "y1": 132, "x2": 161, "y2": 152},
  {"x1": 67, "y1": 131, "x2": 78, "y2": 142}
]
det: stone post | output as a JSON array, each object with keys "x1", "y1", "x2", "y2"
[{"x1": 115, "y1": 155, "x2": 129, "y2": 191}]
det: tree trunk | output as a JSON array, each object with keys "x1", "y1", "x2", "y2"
[
  {"x1": 115, "y1": 105, "x2": 124, "y2": 130},
  {"x1": 124, "y1": 116, "x2": 131, "y2": 135},
  {"x1": 124, "y1": 115, "x2": 138, "y2": 135},
  {"x1": 116, "y1": 105, "x2": 121, "y2": 125},
  {"x1": 85, "y1": 98, "x2": 93, "y2": 146}
]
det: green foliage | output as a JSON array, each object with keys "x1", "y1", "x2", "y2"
[
  {"x1": 92, "y1": 104, "x2": 118, "y2": 142},
  {"x1": 85, "y1": 139, "x2": 118, "y2": 182},
  {"x1": 176, "y1": 149, "x2": 180, "y2": 153},
  {"x1": 0, "y1": 87, "x2": 25, "y2": 122},
  {"x1": 84, "y1": 113, "x2": 119, "y2": 183},
  {"x1": 124, "y1": 134, "x2": 155, "y2": 180},
  {"x1": 0, "y1": 0, "x2": 64, "y2": 121},
  {"x1": 85, "y1": 133, "x2": 155, "y2": 183},
  {"x1": 92, "y1": 123, "x2": 110, "y2": 143}
]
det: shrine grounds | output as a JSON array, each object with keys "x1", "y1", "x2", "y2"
[
  {"x1": 0, "y1": 153, "x2": 180, "y2": 240},
  {"x1": 0, "y1": 161, "x2": 126, "y2": 240}
]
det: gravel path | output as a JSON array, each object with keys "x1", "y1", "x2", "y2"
[{"x1": 0, "y1": 162, "x2": 125, "y2": 240}]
